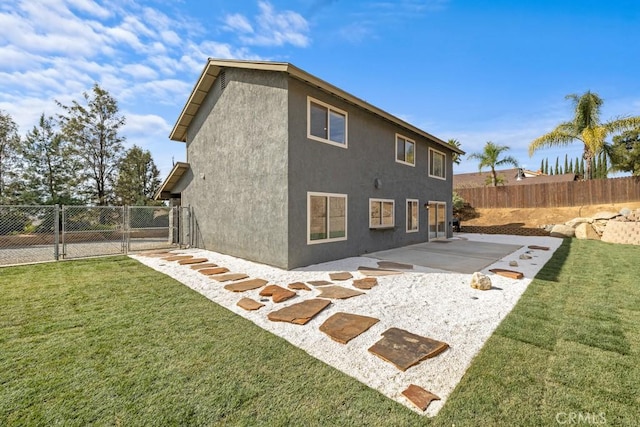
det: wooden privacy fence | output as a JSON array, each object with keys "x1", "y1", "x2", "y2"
[{"x1": 456, "y1": 176, "x2": 640, "y2": 209}]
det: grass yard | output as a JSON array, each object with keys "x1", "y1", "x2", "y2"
[{"x1": 1, "y1": 239, "x2": 639, "y2": 426}]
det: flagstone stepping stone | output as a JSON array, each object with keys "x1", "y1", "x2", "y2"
[
  {"x1": 140, "y1": 249, "x2": 172, "y2": 256},
  {"x1": 307, "y1": 280, "x2": 333, "y2": 287},
  {"x1": 199, "y1": 267, "x2": 229, "y2": 275},
  {"x1": 288, "y1": 282, "x2": 311, "y2": 291},
  {"x1": 528, "y1": 245, "x2": 550, "y2": 251},
  {"x1": 489, "y1": 268, "x2": 524, "y2": 279},
  {"x1": 224, "y1": 278, "x2": 268, "y2": 292},
  {"x1": 191, "y1": 263, "x2": 219, "y2": 270},
  {"x1": 259, "y1": 285, "x2": 296, "y2": 303},
  {"x1": 329, "y1": 272, "x2": 353, "y2": 281},
  {"x1": 237, "y1": 298, "x2": 265, "y2": 311},
  {"x1": 317, "y1": 286, "x2": 364, "y2": 300},
  {"x1": 368, "y1": 328, "x2": 449, "y2": 371},
  {"x1": 319, "y1": 312, "x2": 379, "y2": 344},
  {"x1": 267, "y1": 298, "x2": 331, "y2": 325},
  {"x1": 357, "y1": 266, "x2": 403, "y2": 276},
  {"x1": 353, "y1": 277, "x2": 378, "y2": 290},
  {"x1": 178, "y1": 257, "x2": 208, "y2": 265},
  {"x1": 143, "y1": 252, "x2": 177, "y2": 257},
  {"x1": 213, "y1": 273, "x2": 249, "y2": 282},
  {"x1": 401, "y1": 384, "x2": 440, "y2": 411},
  {"x1": 377, "y1": 261, "x2": 414, "y2": 270},
  {"x1": 163, "y1": 255, "x2": 193, "y2": 262}
]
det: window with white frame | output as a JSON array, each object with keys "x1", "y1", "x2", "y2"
[
  {"x1": 369, "y1": 199, "x2": 395, "y2": 228},
  {"x1": 308, "y1": 97, "x2": 348, "y2": 148},
  {"x1": 429, "y1": 148, "x2": 446, "y2": 179},
  {"x1": 308, "y1": 192, "x2": 347, "y2": 244},
  {"x1": 396, "y1": 134, "x2": 415, "y2": 166},
  {"x1": 406, "y1": 199, "x2": 419, "y2": 232}
]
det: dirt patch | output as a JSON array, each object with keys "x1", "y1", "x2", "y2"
[{"x1": 460, "y1": 202, "x2": 640, "y2": 230}]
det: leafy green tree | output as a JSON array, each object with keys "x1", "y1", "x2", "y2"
[
  {"x1": 0, "y1": 111, "x2": 21, "y2": 203},
  {"x1": 58, "y1": 84, "x2": 125, "y2": 205},
  {"x1": 568, "y1": 158, "x2": 574, "y2": 175},
  {"x1": 114, "y1": 145, "x2": 161, "y2": 205},
  {"x1": 608, "y1": 129, "x2": 640, "y2": 176},
  {"x1": 447, "y1": 139, "x2": 462, "y2": 165},
  {"x1": 544, "y1": 158, "x2": 549, "y2": 174},
  {"x1": 20, "y1": 114, "x2": 80, "y2": 204},
  {"x1": 529, "y1": 91, "x2": 640, "y2": 179},
  {"x1": 564, "y1": 154, "x2": 569, "y2": 175},
  {"x1": 540, "y1": 159, "x2": 544, "y2": 173},
  {"x1": 579, "y1": 158, "x2": 585, "y2": 177},
  {"x1": 554, "y1": 157, "x2": 560, "y2": 175},
  {"x1": 467, "y1": 141, "x2": 519, "y2": 187}
]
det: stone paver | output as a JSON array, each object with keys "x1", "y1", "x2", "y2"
[
  {"x1": 237, "y1": 298, "x2": 265, "y2": 311},
  {"x1": 212, "y1": 273, "x2": 249, "y2": 282},
  {"x1": 163, "y1": 255, "x2": 193, "y2": 262},
  {"x1": 199, "y1": 267, "x2": 229, "y2": 275},
  {"x1": 401, "y1": 384, "x2": 440, "y2": 411},
  {"x1": 178, "y1": 257, "x2": 208, "y2": 265},
  {"x1": 259, "y1": 285, "x2": 296, "y2": 303},
  {"x1": 191, "y1": 263, "x2": 219, "y2": 270},
  {"x1": 357, "y1": 266, "x2": 403, "y2": 276},
  {"x1": 329, "y1": 272, "x2": 353, "y2": 281},
  {"x1": 353, "y1": 277, "x2": 378, "y2": 290},
  {"x1": 307, "y1": 280, "x2": 333, "y2": 287},
  {"x1": 317, "y1": 286, "x2": 364, "y2": 300},
  {"x1": 319, "y1": 312, "x2": 379, "y2": 344},
  {"x1": 488, "y1": 268, "x2": 524, "y2": 279},
  {"x1": 377, "y1": 261, "x2": 413, "y2": 270},
  {"x1": 224, "y1": 278, "x2": 268, "y2": 292},
  {"x1": 267, "y1": 299, "x2": 331, "y2": 325},
  {"x1": 368, "y1": 328, "x2": 449, "y2": 371},
  {"x1": 288, "y1": 282, "x2": 311, "y2": 291}
]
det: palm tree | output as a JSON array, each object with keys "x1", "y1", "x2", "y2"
[
  {"x1": 468, "y1": 141, "x2": 519, "y2": 186},
  {"x1": 529, "y1": 91, "x2": 640, "y2": 180},
  {"x1": 447, "y1": 138, "x2": 462, "y2": 165}
]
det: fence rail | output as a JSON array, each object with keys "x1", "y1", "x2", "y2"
[
  {"x1": 0, "y1": 205, "x2": 190, "y2": 267},
  {"x1": 456, "y1": 176, "x2": 640, "y2": 209}
]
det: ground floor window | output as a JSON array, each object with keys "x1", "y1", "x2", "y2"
[
  {"x1": 369, "y1": 198, "x2": 395, "y2": 229},
  {"x1": 307, "y1": 192, "x2": 347, "y2": 244},
  {"x1": 406, "y1": 199, "x2": 419, "y2": 232}
]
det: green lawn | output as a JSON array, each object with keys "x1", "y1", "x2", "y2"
[{"x1": 1, "y1": 239, "x2": 639, "y2": 426}]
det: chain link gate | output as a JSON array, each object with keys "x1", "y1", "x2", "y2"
[{"x1": 0, "y1": 205, "x2": 190, "y2": 266}]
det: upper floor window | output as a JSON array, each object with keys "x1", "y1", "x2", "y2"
[
  {"x1": 396, "y1": 134, "x2": 415, "y2": 166},
  {"x1": 308, "y1": 97, "x2": 348, "y2": 148},
  {"x1": 369, "y1": 198, "x2": 395, "y2": 229},
  {"x1": 429, "y1": 148, "x2": 446, "y2": 180}
]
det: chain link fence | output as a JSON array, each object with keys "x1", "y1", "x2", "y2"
[{"x1": 0, "y1": 205, "x2": 190, "y2": 267}]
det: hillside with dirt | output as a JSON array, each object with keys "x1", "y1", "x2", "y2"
[{"x1": 458, "y1": 202, "x2": 640, "y2": 235}]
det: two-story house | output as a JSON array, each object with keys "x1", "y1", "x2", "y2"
[{"x1": 156, "y1": 58, "x2": 462, "y2": 269}]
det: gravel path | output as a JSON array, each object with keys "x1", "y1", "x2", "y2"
[{"x1": 131, "y1": 233, "x2": 562, "y2": 416}]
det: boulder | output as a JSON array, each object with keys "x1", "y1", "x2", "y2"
[
  {"x1": 619, "y1": 207, "x2": 632, "y2": 217},
  {"x1": 591, "y1": 211, "x2": 620, "y2": 220},
  {"x1": 575, "y1": 222, "x2": 600, "y2": 240},
  {"x1": 565, "y1": 217, "x2": 593, "y2": 228},
  {"x1": 470, "y1": 272, "x2": 492, "y2": 290},
  {"x1": 591, "y1": 220, "x2": 608, "y2": 236},
  {"x1": 550, "y1": 224, "x2": 575, "y2": 238}
]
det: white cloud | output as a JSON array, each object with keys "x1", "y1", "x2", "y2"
[
  {"x1": 223, "y1": 1, "x2": 310, "y2": 47},
  {"x1": 224, "y1": 13, "x2": 254, "y2": 34}
]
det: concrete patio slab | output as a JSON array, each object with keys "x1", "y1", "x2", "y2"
[{"x1": 366, "y1": 239, "x2": 522, "y2": 274}]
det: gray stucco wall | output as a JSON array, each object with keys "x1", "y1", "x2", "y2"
[
  {"x1": 182, "y1": 68, "x2": 289, "y2": 268},
  {"x1": 286, "y1": 77, "x2": 454, "y2": 268}
]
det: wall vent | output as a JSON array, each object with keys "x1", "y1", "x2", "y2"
[{"x1": 220, "y1": 71, "x2": 226, "y2": 91}]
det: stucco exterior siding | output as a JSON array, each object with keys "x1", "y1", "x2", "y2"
[
  {"x1": 286, "y1": 77, "x2": 453, "y2": 268},
  {"x1": 182, "y1": 69, "x2": 290, "y2": 268}
]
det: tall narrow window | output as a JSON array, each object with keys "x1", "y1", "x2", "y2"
[
  {"x1": 308, "y1": 192, "x2": 347, "y2": 244},
  {"x1": 307, "y1": 97, "x2": 348, "y2": 148},
  {"x1": 406, "y1": 199, "x2": 419, "y2": 232},
  {"x1": 396, "y1": 135, "x2": 415, "y2": 166},
  {"x1": 429, "y1": 148, "x2": 446, "y2": 179},
  {"x1": 369, "y1": 199, "x2": 395, "y2": 229}
]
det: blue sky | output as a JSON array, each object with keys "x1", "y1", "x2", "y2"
[{"x1": 1, "y1": 0, "x2": 639, "y2": 178}]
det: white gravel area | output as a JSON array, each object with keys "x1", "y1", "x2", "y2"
[{"x1": 131, "y1": 233, "x2": 562, "y2": 416}]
